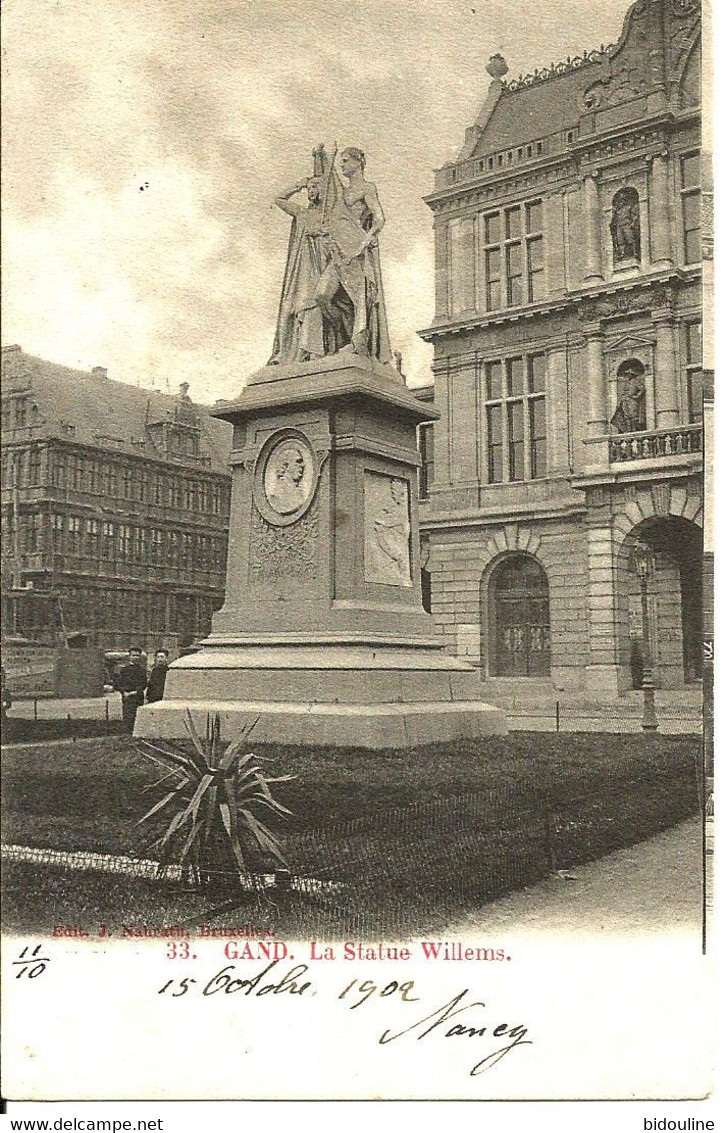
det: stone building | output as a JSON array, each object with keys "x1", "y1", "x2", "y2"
[
  {"x1": 418, "y1": 0, "x2": 703, "y2": 697},
  {"x1": 1, "y1": 346, "x2": 232, "y2": 652}
]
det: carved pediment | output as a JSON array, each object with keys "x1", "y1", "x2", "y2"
[{"x1": 603, "y1": 334, "x2": 655, "y2": 356}]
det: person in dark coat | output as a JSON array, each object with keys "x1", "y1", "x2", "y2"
[
  {"x1": 115, "y1": 646, "x2": 147, "y2": 732},
  {"x1": 146, "y1": 649, "x2": 169, "y2": 704}
]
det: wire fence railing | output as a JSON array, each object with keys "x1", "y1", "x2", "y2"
[{"x1": 2, "y1": 751, "x2": 701, "y2": 939}]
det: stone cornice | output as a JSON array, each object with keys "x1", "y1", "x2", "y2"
[
  {"x1": 420, "y1": 494, "x2": 587, "y2": 532},
  {"x1": 419, "y1": 268, "x2": 696, "y2": 343},
  {"x1": 426, "y1": 111, "x2": 699, "y2": 215}
]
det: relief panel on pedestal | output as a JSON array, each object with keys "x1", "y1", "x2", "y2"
[{"x1": 363, "y1": 471, "x2": 413, "y2": 587}]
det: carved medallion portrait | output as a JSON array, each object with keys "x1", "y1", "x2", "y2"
[{"x1": 253, "y1": 430, "x2": 319, "y2": 526}]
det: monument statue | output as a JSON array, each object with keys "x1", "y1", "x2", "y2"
[
  {"x1": 270, "y1": 144, "x2": 392, "y2": 365},
  {"x1": 136, "y1": 143, "x2": 507, "y2": 748}
]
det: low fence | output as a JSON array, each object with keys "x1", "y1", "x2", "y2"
[{"x1": 272, "y1": 755, "x2": 700, "y2": 937}]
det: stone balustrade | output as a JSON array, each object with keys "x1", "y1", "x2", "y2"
[{"x1": 609, "y1": 424, "x2": 703, "y2": 464}]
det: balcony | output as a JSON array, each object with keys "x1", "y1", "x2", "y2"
[
  {"x1": 609, "y1": 424, "x2": 702, "y2": 464},
  {"x1": 577, "y1": 423, "x2": 703, "y2": 486}
]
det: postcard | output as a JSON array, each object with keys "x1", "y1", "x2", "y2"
[{"x1": 0, "y1": 0, "x2": 716, "y2": 1109}]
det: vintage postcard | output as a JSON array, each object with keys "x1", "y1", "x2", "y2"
[{"x1": 0, "y1": 0, "x2": 716, "y2": 1109}]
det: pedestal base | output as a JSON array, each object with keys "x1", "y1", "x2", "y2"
[{"x1": 134, "y1": 645, "x2": 508, "y2": 748}]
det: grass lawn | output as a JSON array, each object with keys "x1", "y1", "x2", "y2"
[{"x1": 1, "y1": 732, "x2": 702, "y2": 939}]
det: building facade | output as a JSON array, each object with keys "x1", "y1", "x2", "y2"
[
  {"x1": 419, "y1": 0, "x2": 704, "y2": 697},
  {"x1": 1, "y1": 347, "x2": 232, "y2": 652}
]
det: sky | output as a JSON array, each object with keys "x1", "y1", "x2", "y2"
[{"x1": 2, "y1": 0, "x2": 635, "y2": 403}]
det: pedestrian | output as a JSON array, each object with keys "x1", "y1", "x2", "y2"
[
  {"x1": 114, "y1": 646, "x2": 147, "y2": 732},
  {"x1": 1, "y1": 665, "x2": 12, "y2": 724},
  {"x1": 146, "y1": 648, "x2": 169, "y2": 704}
]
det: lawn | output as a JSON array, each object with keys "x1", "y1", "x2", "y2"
[{"x1": 1, "y1": 732, "x2": 703, "y2": 939}]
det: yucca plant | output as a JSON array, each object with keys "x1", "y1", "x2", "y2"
[{"x1": 136, "y1": 711, "x2": 294, "y2": 893}]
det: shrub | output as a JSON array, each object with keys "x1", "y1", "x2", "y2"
[{"x1": 136, "y1": 712, "x2": 294, "y2": 893}]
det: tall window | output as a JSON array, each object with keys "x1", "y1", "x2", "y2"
[
  {"x1": 102, "y1": 521, "x2": 115, "y2": 559},
  {"x1": 680, "y1": 153, "x2": 701, "y2": 265},
  {"x1": 52, "y1": 514, "x2": 65, "y2": 550},
  {"x1": 525, "y1": 201, "x2": 544, "y2": 301},
  {"x1": 28, "y1": 446, "x2": 42, "y2": 486},
  {"x1": 14, "y1": 397, "x2": 28, "y2": 428},
  {"x1": 484, "y1": 352, "x2": 547, "y2": 484},
  {"x1": 482, "y1": 212, "x2": 502, "y2": 311},
  {"x1": 67, "y1": 516, "x2": 82, "y2": 554},
  {"x1": 26, "y1": 513, "x2": 40, "y2": 554},
  {"x1": 685, "y1": 321, "x2": 703, "y2": 423},
  {"x1": 480, "y1": 200, "x2": 544, "y2": 312},
  {"x1": 53, "y1": 453, "x2": 67, "y2": 488},
  {"x1": 119, "y1": 524, "x2": 132, "y2": 559},
  {"x1": 505, "y1": 207, "x2": 523, "y2": 306},
  {"x1": 86, "y1": 519, "x2": 100, "y2": 558},
  {"x1": 150, "y1": 528, "x2": 163, "y2": 563},
  {"x1": 133, "y1": 526, "x2": 146, "y2": 561},
  {"x1": 418, "y1": 423, "x2": 435, "y2": 500}
]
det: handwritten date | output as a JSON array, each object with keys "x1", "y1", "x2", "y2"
[{"x1": 157, "y1": 959, "x2": 532, "y2": 1076}]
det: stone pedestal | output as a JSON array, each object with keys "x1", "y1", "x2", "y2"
[{"x1": 135, "y1": 354, "x2": 507, "y2": 746}]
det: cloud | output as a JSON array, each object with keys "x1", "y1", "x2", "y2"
[{"x1": 2, "y1": 0, "x2": 635, "y2": 400}]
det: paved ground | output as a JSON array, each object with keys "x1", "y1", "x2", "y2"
[
  {"x1": 7, "y1": 694, "x2": 123, "y2": 721},
  {"x1": 448, "y1": 816, "x2": 712, "y2": 941},
  {"x1": 6, "y1": 692, "x2": 702, "y2": 733}
]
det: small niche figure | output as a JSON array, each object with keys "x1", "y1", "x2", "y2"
[
  {"x1": 610, "y1": 187, "x2": 641, "y2": 263},
  {"x1": 611, "y1": 363, "x2": 647, "y2": 434}
]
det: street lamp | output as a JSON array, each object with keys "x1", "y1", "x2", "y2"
[{"x1": 630, "y1": 538, "x2": 659, "y2": 733}]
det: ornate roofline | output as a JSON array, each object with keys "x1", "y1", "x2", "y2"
[{"x1": 503, "y1": 44, "x2": 617, "y2": 92}]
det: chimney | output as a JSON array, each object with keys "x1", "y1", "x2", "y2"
[{"x1": 92, "y1": 366, "x2": 108, "y2": 379}]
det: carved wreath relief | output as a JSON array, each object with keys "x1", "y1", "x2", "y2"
[
  {"x1": 364, "y1": 471, "x2": 412, "y2": 587},
  {"x1": 249, "y1": 503, "x2": 319, "y2": 583}
]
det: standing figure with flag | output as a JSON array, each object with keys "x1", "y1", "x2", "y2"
[
  {"x1": 270, "y1": 144, "x2": 354, "y2": 364},
  {"x1": 270, "y1": 143, "x2": 391, "y2": 366},
  {"x1": 317, "y1": 146, "x2": 392, "y2": 363}
]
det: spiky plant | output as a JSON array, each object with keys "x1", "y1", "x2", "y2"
[{"x1": 136, "y1": 711, "x2": 294, "y2": 892}]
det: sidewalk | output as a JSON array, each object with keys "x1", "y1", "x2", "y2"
[
  {"x1": 448, "y1": 816, "x2": 709, "y2": 939},
  {"x1": 7, "y1": 694, "x2": 122, "y2": 721},
  {"x1": 7, "y1": 692, "x2": 702, "y2": 733}
]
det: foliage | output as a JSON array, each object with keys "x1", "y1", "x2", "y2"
[{"x1": 136, "y1": 712, "x2": 294, "y2": 891}]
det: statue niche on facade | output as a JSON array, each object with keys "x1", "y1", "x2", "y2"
[
  {"x1": 611, "y1": 360, "x2": 647, "y2": 433},
  {"x1": 269, "y1": 144, "x2": 392, "y2": 365},
  {"x1": 610, "y1": 187, "x2": 641, "y2": 263}
]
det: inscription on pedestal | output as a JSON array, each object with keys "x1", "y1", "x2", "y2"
[{"x1": 364, "y1": 471, "x2": 412, "y2": 587}]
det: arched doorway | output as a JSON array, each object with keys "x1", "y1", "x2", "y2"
[
  {"x1": 489, "y1": 554, "x2": 551, "y2": 677},
  {"x1": 618, "y1": 517, "x2": 703, "y2": 689}
]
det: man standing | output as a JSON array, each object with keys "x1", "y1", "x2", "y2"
[
  {"x1": 146, "y1": 649, "x2": 169, "y2": 704},
  {"x1": 115, "y1": 646, "x2": 147, "y2": 732}
]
